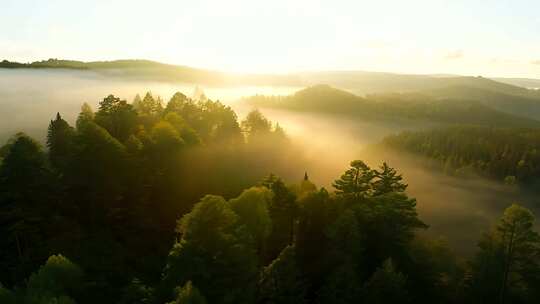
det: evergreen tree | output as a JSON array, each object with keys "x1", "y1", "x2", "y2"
[
  {"x1": 132, "y1": 93, "x2": 142, "y2": 109},
  {"x1": 468, "y1": 204, "x2": 540, "y2": 303},
  {"x1": 76, "y1": 102, "x2": 94, "y2": 130},
  {"x1": 228, "y1": 187, "x2": 273, "y2": 259},
  {"x1": 47, "y1": 112, "x2": 75, "y2": 172},
  {"x1": 0, "y1": 283, "x2": 16, "y2": 304},
  {"x1": 164, "y1": 92, "x2": 189, "y2": 115},
  {"x1": 25, "y1": 255, "x2": 83, "y2": 304},
  {"x1": 295, "y1": 189, "x2": 331, "y2": 293},
  {"x1": 168, "y1": 281, "x2": 207, "y2": 304},
  {"x1": 298, "y1": 172, "x2": 317, "y2": 198},
  {"x1": 363, "y1": 259, "x2": 409, "y2": 303},
  {"x1": 372, "y1": 162, "x2": 407, "y2": 195},
  {"x1": 333, "y1": 160, "x2": 374, "y2": 199},
  {"x1": 317, "y1": 262, "x2": 362, "y2": 304},
  {"x1": 94, "y1": 94, "x2": 138, "y2": 141},
  {"x1": 162, "y1": 195, "x2": 258, "y2": 304},
  {"x1": 242, "y1": 109, "x2": 272, "y2": 142},
  {"x1": 119, "y1": 278, "x2": 155, "y2": 304},
  {"x1": 258, "y1": 245, "x2": 306, "y2": 304},
  {"x1": 0, "y1": 133, "x2": 53, "y2": 283},
  {"x1": 261, "y1": 175, "x2": 298, "y2": 262}
]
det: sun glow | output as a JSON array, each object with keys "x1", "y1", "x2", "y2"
[{"x1": 2, "y1": 0, "x2": 540, "y2": 77}]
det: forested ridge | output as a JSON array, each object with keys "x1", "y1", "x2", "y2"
[
  {"x1": 382, "y1": 126, "x2": 540, "y2": 186},
  {"x1": 4, "y1": 58, "x2": 540, "y2": 97},
  {"x1": 245, "y1": 85, "x2": 540, "y2": 128},
  {"x1": 1, "y1": 92, "x2": 540, "y2": 304}
]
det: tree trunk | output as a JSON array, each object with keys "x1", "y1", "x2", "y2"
[{"x1": 499, "y1": 224, "x2": 515, "y2": 304}]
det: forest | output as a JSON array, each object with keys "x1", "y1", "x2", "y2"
[
  {"x1": 381, "y1": 126, "x2": 540, "y2": 186},
  {"x1": 245, "y1": 85, "x2": 540, "y2": 128},
  {"x1": 1, "y1": 91, "x2": 540, "y2": 304}
]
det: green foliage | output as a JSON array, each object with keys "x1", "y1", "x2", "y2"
[
  {"x1": 373, "y1": 162, "x2": 407, "y2": 195},
  {"x1": 0, "y1": 283, "x2": 16, "y2": 304},
  {"x1": 22, "y1": 255, "x2": 83, "y2": 304},
  {"x1": 168, "y1": 281, "x2": 206, "y2": 304},
  {"x1": 162, "y1": 195, "x2": 258, "y2": 304},
  {"x1": 26, "y1": 255, "x2": 83, "y2": 298},
  {"x1": 258, "y1": 245, "x2": 306, "y2": 304},
  {"x1": 242, "y1": 109, "x2": 272, "y2": 140},
  {"x1": 0, "y1": 133, "x2": 54, "y2": 286},
  {"x1": 261, "y1": 175, "x2": 298, "y2": 262},
  {"x1": 94, "y1": 95, "x2": 138, "y2": 141},
  {"x1": 119, "y1": 278, "x2": 155, "y2": 304},
  {"x1": 295, "y1": 189, "x2": 332, "y2": 288},
  {"x1": 363, "y1": 259, "x2": 409, "y2": 303},
  {"x1": 317, "y1": 263, "x2": 362, "y2": 304},
  {"x1": 468, "y1": 204, "x2": 540, "y2": 303},
  {"x1": 383, "y1": 126, "x2": 540, "y2": 184},
  {"x1": 164, "y1": 113, "x2": 201, "y2": 146},
  {"x1": 76, "y1": 103, "x2": 94, "y2": 131},
  {"x1": 242, "y1": 110, "x2": 288, "y2": 145},
  {"x1": 0, "y1": 133, "x2": 48, "y2": 189},
  {"x1": 47, "y1": 113, "x2": 75, "y2": 172},
  {"x1": 333, "y1": 160, "x2": 374, "y2": 198},
  {"x1": 150, "y1": 121, "x2": 184, "y2": 152},
  {"x1": 228, "y1": 187, "x2": 272, "y2": 254},
  {"x1": 135, "y1": 92, "x2": 164, "y2": 128},
  {"x1": 136, "y1": 92, "x2": 163, "y2": 116},
  {"x1": 246, "y1": 85, "x2": 540, "y2": 128},
  {"x1": 325, "y1": 209, "x2": 363, "y2": 263},
  {"x1": 5, "y1": 86, "x2": 540, "y2": 304},
  {"x1": 331, "y1": 160, "x2": 427, "y2": 277}
]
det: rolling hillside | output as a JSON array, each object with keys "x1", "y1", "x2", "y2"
[{"x1": 246, "y1": 85, "x2": 540, "y2": 128}]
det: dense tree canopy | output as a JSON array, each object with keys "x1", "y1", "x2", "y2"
[
  {"x1": 383, "y1": 125, "x2": 540, "y2": 185},
  {"x1": 1, "y1": 90, "x2": 540, "y2": 304}
]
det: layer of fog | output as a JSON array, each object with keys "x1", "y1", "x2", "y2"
[
  {"x1": 244, "y1": 107, "x2": 540, "y2": 256},
  {"x1": 0, "y1": 69, "x2": 299, "y2": 142},
  {"x1": 2, "y1": 69, "x2": 539, "y2": 256}
]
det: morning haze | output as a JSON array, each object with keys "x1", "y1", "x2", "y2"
[{"x1": 1, "y1": 1, "x2": 540, "y2": 303}]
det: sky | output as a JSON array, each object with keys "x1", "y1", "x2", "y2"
[{"x1": 2, "y1": 0, "x2": 540, "y2": 77}]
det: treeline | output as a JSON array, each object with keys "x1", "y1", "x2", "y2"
[
  {"x1": 0, "y1": 59, "x2": 227, "y2": 84},
  {"x1": 2, "y1": 156, "x2": 540, "y2": 303},
  {"x1": 425, "y1": 85, "x2": 540, "y2": 120},
  {"x1": 245, "y1": 85, "x2": 540, "y2": 128},
  {"x1": 382, "y1": 125, "x2": 540, "y2": 185},
  {"x1": 0, "y1": 91, "x2": 295, "y2": 303}
]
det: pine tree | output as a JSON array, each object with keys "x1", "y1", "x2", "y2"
[
  {"x1": 372, "y1": 162, "x2": 407, "y2": 195},
  {"x1": 333, "y1": 160, "x2": 374, "y2": 199},
  {"x1": 76, "y1": 102, "x2": 94, "y2": 130},
  {"x1": 258, "y1": 245, "x2": 306, "y2": 304},
  {"x1": 261, "y1": 175, "x2": 298, "y2": 262},
  {"x1": 363, "y1": 259, "x2": 409, "y2": 303},
  {"x1": 468, "y1": 204, "x2": 540, "y2": 303},
  {"x1": 167, "y1": 281, "x2": 206, "y2": 304},
  {"x1": 47, "y1": 112, "x2": 75, "y2": 171}
]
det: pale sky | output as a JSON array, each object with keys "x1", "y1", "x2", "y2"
[{"x1": 2, "y1": 0, "x2": 540, "y2": 77}]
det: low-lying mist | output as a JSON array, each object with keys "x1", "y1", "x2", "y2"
[
  {"x1": 2, "y1": 68, "x2": 539, "y2": 257},
  {"x1": 245, "y1": 107, "x2": 540, "y2": 256},
  {"x1": 0, "y1": 69, "x2": 299, "y2": 142}
]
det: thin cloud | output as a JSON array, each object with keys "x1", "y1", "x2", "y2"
[
  {"x1": 444, "y1": 50, "x2": 464, "y2": 60},
  {"x1": 531, "y1": 60, "x2": 540, "y2": 65}
]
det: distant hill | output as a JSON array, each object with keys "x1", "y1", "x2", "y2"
[
  {"x1": 0, "y1": 58, "x2": 300, "y2": 86},
  {"x1": 297, "y1": 71, "x2": 540, "y2": 97},
  {"x1": 246, "y1": 85, "x2": 540, "y2": 128},
  {"x1": 381, "y1": 125, "x2": 540, "y2": 185},
  {"x1": 0, "y1": 58, "x2": 231, "y2": 84},
  {"x1": 423, "y1": 85, "x2": 540, "y2": 119},
  {"x1": 493, "y1": 77, "x2": 540, "y2": 89},
  {"x1": 3, "y1": 58, "x2": 540, "y2": 93},
  {"x1": 4, "y1": 58, "x2": 540, "y2": 119}
]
